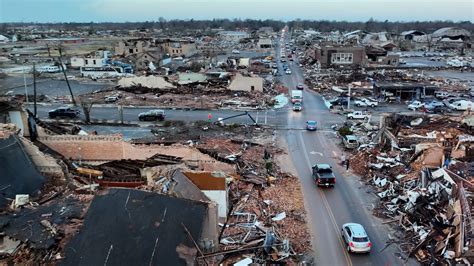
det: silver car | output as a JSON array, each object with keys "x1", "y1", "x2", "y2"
[{"x1": 341, "y1": 223, "x2": 371, "y2": 253}]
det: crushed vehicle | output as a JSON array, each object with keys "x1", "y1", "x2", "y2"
[{"x1": 312, "y1": 164, "x2": 336, "y2": 187}]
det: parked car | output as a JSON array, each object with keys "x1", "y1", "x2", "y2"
[
  {"x1": 285, "y1": 69, "x2": 292, "y2": 75},
  {"x1": 104, "y1": 96, "x2": 119, "y2": 103},
  {"x1": 296, "y1": 84, "x2": 304, "y2": 90},
  {"x1": 232, "y1": 49, "x2": 240, "y2": 54},
  {"x1": 449, "y1": 100, "x2": 474, "y2": 111},
  {"x1": 424, "y1": 100, "x2": 444, "y2": 110},
  {"x1": 312, "y1": 164, "x2": 336, "y2": 187},
  {"x1": 347, "y1": 111, "x2": 369, "y2": 120},
  {"x1": 354, "y1": 98, "x2": 378, "y2": 107},
  {"x1": 292, "y1": 102, "x2": 303, "y2": 111},
  {"x1": 138, "y1": 109, "x2": 166, "y2": 121},
  {"x1": 408, "y1": 101, "x2": 424, "y2": 110},
  {"x1": 280, "y1": 58, "x2": 287, "y2": 63},
  {"x1": 48, "y1": 107, "x2": 80, "y2": 119},
  {"x1": 435, "y1": 91, "x2": 450, "y2": 99},
  {"x1": 342, "y1": 135, "x2": 359, "y2": 149},
  {"x1": 342, "y1": 223, "x2": 372, "y2": 253},
  {"x1": 306, "y1": 120, "x2": 317, "y2": 131}
]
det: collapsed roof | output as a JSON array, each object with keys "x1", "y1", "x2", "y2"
[
  {"x1": 0, "y1": 135, "x2": 45, "y2": 207},
  {"x1": 61, "y1": 189, "x2": 209, "y2": 266}
]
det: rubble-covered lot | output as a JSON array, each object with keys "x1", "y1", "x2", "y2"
[
  {"x1": 0, "y1": 116, "x2": 312, "y2": 264},
  {"x1": 346, "y1": 113, "x2": 473, "y2": 265}
]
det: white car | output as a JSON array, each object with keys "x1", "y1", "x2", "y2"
[
  {"x1": 232, "y1": 49, "x2": 240, "y2": 54},
  {"x1": 347, "y1": 111, "x2": 369, "y2": 120},
  {"x1": 408, "y1": 101, "x2": 424, "y2": 110},
  {"x1": 354, "y1": 98, "x2": 378, "y2": 107},
  {"x1": 342, "y1": 223, "x2": 372, "y2": 253},
  {"x1": 285, "y1": 69, "x2": 292, "y2": 75}
]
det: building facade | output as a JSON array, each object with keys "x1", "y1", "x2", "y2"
[{"x1": 314, "y1": 46, "x2": 367, "y2": 69}]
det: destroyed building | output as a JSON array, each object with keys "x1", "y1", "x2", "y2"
[
  {"x1": 157, "y1": 38, "x2": 198, "y2": 57},
  {"x1": 373, "y1": 81, "x2": 439, "y2": 100},
  {"x1": 348, "y1": 114, "x2": 474, "y2": 264},
  {"x1": 228, "y1": 74, "x2": 264, "y2": 92}
]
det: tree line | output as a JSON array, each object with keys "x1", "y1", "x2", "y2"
[{"x1": 1, "y1": 18, "x2": 472, "y2": 34}]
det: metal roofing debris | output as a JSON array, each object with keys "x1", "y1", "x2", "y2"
[{"x1": 61, "y1": 189, "x2": 208, "y2": 266}]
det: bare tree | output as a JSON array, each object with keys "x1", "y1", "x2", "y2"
[{"x1": 79, "y1": 96, "x2": 98, "y2": 123}]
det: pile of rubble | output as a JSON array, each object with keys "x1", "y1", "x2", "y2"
[
  {"x1": 195, "y1": 138, "x2": 311, "y2": 263},
  {"x1": 348, "y1": 114, "x2": 473, "y2": 264}
]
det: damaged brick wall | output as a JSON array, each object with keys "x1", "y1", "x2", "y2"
[{"x1": 39, "y1": 135, "x2": 236, "y2": 172}]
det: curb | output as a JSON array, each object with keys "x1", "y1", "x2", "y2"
[
  {"x1": 41, "y1": 118, "x2": 138, "y2": 127},
  {"x1": 28, "y1": 103, "x2": 270, "y2": 112}
]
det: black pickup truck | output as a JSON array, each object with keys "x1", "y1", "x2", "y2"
[{"x1": 312, "y1": 164, "x2": 336, "y2": 187}]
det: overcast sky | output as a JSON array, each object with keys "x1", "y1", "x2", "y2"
[{"x1": 1, "y1": 0, "x2": 473, "y2": 23}]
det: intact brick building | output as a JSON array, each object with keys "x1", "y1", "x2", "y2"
[{"x1": 314, "y1": 45, "x2": 367, "y2": 69}]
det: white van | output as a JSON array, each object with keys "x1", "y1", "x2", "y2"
[{"x1": 449, "y1": 100, "x2": 474, "y2": 111}]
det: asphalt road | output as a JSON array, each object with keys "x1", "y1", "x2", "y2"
[
  {"x1": 276, "y1": 36, "x2": 405, "y2": 265},
  {"x1": 31, "y1": 104, "x2": 288, "y2": 126}
]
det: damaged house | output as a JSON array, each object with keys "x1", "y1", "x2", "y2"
[{"x1": 228, "y1": 74, "x2": 264, "y2": 92}]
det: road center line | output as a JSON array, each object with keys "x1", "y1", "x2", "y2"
[{"x1": 298, "y1": 131, "x2": 353, "y2": 266}]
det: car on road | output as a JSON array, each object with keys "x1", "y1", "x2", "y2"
[
  {"x1": 347, "y1": 111, "x2": 369, "y2": 120},
  {"x1": 271, "y1": 63, "x2": 278, "y2": 69},
  {"x1": 104, "y1": 96, "x2": 119, "y2": 103},
  {"x1": 281, "y1": 58, "x2": 287, "y2": 63},
  {"x1": 296, "y1": 84, "x2": 304, "y2": 90},
  {"x1": 312, "y1": 164, "x2": 336, "y2": 187},
  {"x1": 306, "y1": 120, "x2": 317, "y2": 131},
  {"x1": 48, "y1": 107, "x2": 80, "y2": 119},
  {"x1": 138, "y1": 109, "x2": 166, "y2": 121},
  {"x1": 292, "y1": 102, "x2": 302, "y2": 111},
  {"x1": 285, "y1": 69, "x2": 292, "y2": 75},
  {"x1": 354, "y1": 98, "x2": 378, "y2": 107},
  {"x1": 342, "y1": 223, "x2": 372, "y2": 253},
  {"x1": 232, "y1": 49, "x2": 240, "y2": 54},
  {"x1": 408, "y1": 100, "x2": 424, "y2": 110}
]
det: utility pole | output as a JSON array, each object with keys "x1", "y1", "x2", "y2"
[
  {"x1": 347, "y1": 85, "x2": 352, "y2": 110},
  {"x1": 33, "y1": 63, "x2": 37, "y2": 117},
  {"x1": 58, "y1": 46, "x2": 76, "y2": 105}
]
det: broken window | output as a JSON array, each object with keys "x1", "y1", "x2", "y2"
[
  {"x1": 331, "y1": 53, "x2": 354, "y2": 64},
  {"x1": 129, "y1": 48, "x2": 133, "y2": 53}
]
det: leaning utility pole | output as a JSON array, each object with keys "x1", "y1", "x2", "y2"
[
  {"x1": 58, "y1": 46, "x2": 76, "y2": 105},
  {"x1": 33, "y1": 62, "x2": 37, "y2": 117}
]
